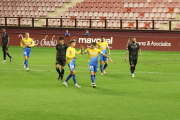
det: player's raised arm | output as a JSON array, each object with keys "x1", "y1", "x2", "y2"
[
  {"x1": 80, "y1": 46, "x2": 87, "y2": 55},
  {"x1": 101, "y1": 52, "x2": 113, "y2": 63}
]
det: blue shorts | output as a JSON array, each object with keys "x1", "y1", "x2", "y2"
[
  {"x1": 99, "y1": 54, "x2": 108, "y2": 62},
  {"x1": 23, "y1": 47, "x2": 31, "y2": 57},
  {"x1": 89, "y1": 62, "x2": 98, "y2": 72},
  {"x1": 68, "y1": 61, "x2": 75, "y2": 71}
]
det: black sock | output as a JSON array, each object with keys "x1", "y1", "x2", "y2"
[
  {"x1": 3, "y1": 52, "x2": 6, "y2": 60},
  {"x1": 61, "y1": 69, "x2": 64, "y2": 76},
  {"x1": 7, "y1": 53, "x2": 12, "y2": 59},
  {"x1": 56, "y1": 68, "x2": 61, "y2": 75},
  {"x1": 131, "y1": 67, "x2": 135, "y2": 74}
]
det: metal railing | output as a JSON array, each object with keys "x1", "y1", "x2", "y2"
[{"x1": 0, "y1": 16, "x2": 179, "y2": 30}]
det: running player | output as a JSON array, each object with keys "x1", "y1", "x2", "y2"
[
  {"x1": 20, "y1": 32, "x2": 35, "y2": 71},
  {"x1": 63, "y1": 41, "x2": 81, "y2": 88},
  {"x1": 81, "y1": 42, "x2": 113, "y2": 88},
  {"x1": 1, "y1": 28, "x2": 13, "y2": 63},
  {"x1": 97, "y1": 36, "x2": 110, "y2": 75},
  {"x1": 56, "y1": 37, "x2": 68, "y2": 81},
  {"x1": 125, "y1": 37, "x2": 141, "y2": 77}
]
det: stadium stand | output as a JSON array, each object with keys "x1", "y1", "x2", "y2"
[
  {"x1": 48, "y1": 0, "x2": 180, "y2": 29},
  {"x1": 0, "y1": 0, "x2": 71, "y2": 26},
  {"x1": 0, "y1": 0, "x2": 180, "y2": 30}
]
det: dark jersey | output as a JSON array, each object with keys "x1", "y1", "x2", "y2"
[
  {"x1": 56, "y1": 43, "x2": 68, "y2": 58},
  {"x1": 128, "y1": 43, "x2": 140, "y2": 59},
  {"x1": 1, "y1": 33, "x2": 9, "y2": 44}
]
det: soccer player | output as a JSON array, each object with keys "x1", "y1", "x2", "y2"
[
  {"x1": 97, "y1": 36, "x2": 110, "y2": 75},
  {"x1": 81, "y1": 42, "x2": 113, "y2": 88},
  {"x1": 63, "y1": 41, "x2": 81, "y2": 88},
  {"x1": 65, "y1": 30, "x2": 70, "y2": 36},
  {"x1": 1, "y1": 28, "x2": 13, "y2": 63},
  {"x1": 20, "y1": 32, "x2": 35, "y2": 71},
  {"x1": 55, "y1": 37, "x2": 68, "y2": 81},
  {"x1": 125, "y1": 37, "x2": 141, "y2": 77}
]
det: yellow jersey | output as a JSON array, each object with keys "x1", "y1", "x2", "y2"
[
  {"x1": 97, "y1": 41, "x2": 108, "y2": 51},
  {"x1": 20, "y1": 38, "x2": 35, "y2": 47},
  {"x1": 66, "y1": 47, "x2": 81, "y2": 64},
  {"x1": 85, "y1": 48, "x2": 102, "y2": 63}
]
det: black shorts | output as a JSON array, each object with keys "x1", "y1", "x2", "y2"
[
  {"x1": 2, "y1": 44, "x2": 8, "y2": 51},
  {"x1": 56, "y1": 58, "x2": 66, "y2": 66},
  {"x1": 129, "y1": 57, "x2": 137, "y2": 66}
]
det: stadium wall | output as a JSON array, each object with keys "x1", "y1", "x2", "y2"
[{"x1": 1, "y1": 27, "x2": 180, "y2": 51}]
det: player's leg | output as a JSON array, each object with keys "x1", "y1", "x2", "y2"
[
  {"x1": 132, "y1": 59, "x2": 137, "y2": 77},
  {"x1": 24, "y1": 56, "x2": 29, "y2": 71},
  {"x1": 55, "y1": 63, "x2": 61, "y2": 80},
  {"x1": 130, "y1": 58, "x2": 136, "y2": 77},
  {"x1": 23, "y1": 48, "x2": 30, "y2": 71},
  {"x1": 90, "y1": 71, "x2": 96, "y2": 87},
  {"x1": 71, "y1": 65, "x2": 81, "y2": 88},
  {"x1": 103, "y1": 56, "x2": 108, "y2": 74},
  {"x1": 60, "y1": 58, "x2": 66, "y2": 81},
  {"x1": 60, "y1": 66, "x2": 65, "y2": 80},
  {"x1": 25, "y1": 48, "x2": 31, "y2": 71},
  {"x1": 2, "y1": 47, "x2": 6, "y2": 63},
  {"x1": 89, "y1": 65, "x2": 95, "y2": 86},
  {"x1": 99, "y1": 54, "x2": 104, "y2": 75},
  {"x1": 5, "y1": 45, "x2": 13, "y2": 62},
  {"x1": 131, "y1": 64, "x2": 135, "y2": 77},
  {"x1": 63, "y1": 62, "x2": 81, "y2": 87},
  {"x1": 91, "y1": 64, "x2": 98, "y2": 88},
  {"x1": 129, "y1": 58, "x2": 134, "y2": 77}
]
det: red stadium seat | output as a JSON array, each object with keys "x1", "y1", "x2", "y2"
[
  {"x1": 168, "y1": 8, "x2": 174, "y2": 13},
  {"x1": 139, "y1": 12, "x2": 144, "y2": 17}
]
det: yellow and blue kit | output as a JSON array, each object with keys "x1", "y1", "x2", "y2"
[
  {"x1": 85, "y1": 48, "x2": 102, "y2": 72},
  {"x1": 66, "y1": 47, "x2": 81, "y2": 71},
  {"x1": 97, "y1": 41, "x2": 109, "y2": 61},
  {"x1": 20, "y1": 37, "x2": 34, "y2": 57}
]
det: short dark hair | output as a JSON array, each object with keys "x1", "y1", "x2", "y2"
[
  {"x1": 70, "y1": 40, "x2": 75, "y2": 44},
  {"x1": 101, "y1": 36, "x2": 104, "y2": 38},
  {"x1": 92, "y1": 42, "x2": 96, "y2": 46},
  {"x1": 131, "y1": 36, "x2": 135, "y2": 40},
  {"x1": 25, "y1": 32, "x2": 29, "y2": 35},
  {"x1": 59, "y1": 37, "x2": 64, "y2": 40}
]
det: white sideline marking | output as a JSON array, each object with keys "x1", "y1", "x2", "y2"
[
  {"x1": 7, "y1": 48, "x2": 180, "y2": 55},
  {"x1": 0, "y1": 68, "x2": 179, "y2": 75}
]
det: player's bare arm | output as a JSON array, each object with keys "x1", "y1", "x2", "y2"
[
  {"x1": 101, "y1": 53, "x2": 113, "y2": 63},
  {"x1": 125, "y1": 50, "x2": 129, "y2": 61},
  {"x1": 139, "y1": 49, "x2": 141, "y2": 56},
  {"x1": 80, "y1": 45, "x2": 86, "y2": 55},
  {"x1": 107, "y1": 46, "x2": 110, "y2": 56}
]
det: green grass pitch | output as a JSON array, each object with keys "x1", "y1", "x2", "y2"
[{"x1": 0, "y1": 46, "x2": 180, "y2": 120}]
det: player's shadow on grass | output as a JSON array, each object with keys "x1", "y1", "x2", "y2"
[{"x1": 79, "y1": 86, "x2": 135, "y2": 97}]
